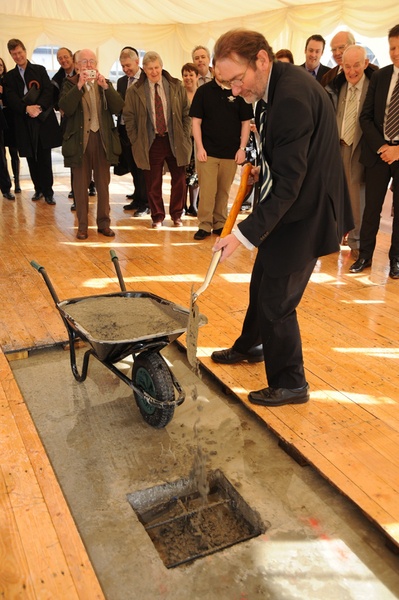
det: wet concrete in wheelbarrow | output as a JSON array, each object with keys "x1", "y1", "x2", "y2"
[{"x1": 11, "y1": 343, "x2": 399, "y2": 600}]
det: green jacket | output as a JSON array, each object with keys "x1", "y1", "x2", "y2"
[{"x1": 59, "y1": 76, "x2": 124, "y2": 167}]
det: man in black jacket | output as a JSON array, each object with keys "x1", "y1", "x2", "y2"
[
  {"x1": 349, "y1": 24, "x2": 399, "y2": 279},
  {"x1": 3, "y1": 38, "x2": 61, "y2": 204},
  {"x1": 211, "y1": 29, "x2": 353, "y2": 407}
]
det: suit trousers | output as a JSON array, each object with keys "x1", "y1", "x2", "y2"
[
  {"x1": 196, "y1": 157, "x2": 237, "y2": 232},
  {"x1": 233, "y1": 248, "x2": 317, "y2": 389},
  {"x1": 26, "y1": 142, "x2": 54, "y2": 197},
  {"x1": 360, "y1": 159, "x2": 399, "y2": 260},
  {"x1": 144, "y1": 135, "x2": 186, "y2": 224},
  {"x1": 119, "y1": 124, "x2": 147, "y2": 207},
  {"x1": 340, "y1": 144, "x2": 365, "y2": 250},
  {"x1": 0, "y1": 131, "x2": 12, "y2": 193},
  {"x1": 72, "y1": 131, "x2": 111, "y2": 231}
]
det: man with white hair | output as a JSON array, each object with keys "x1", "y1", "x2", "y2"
[
  {"x1": 59, "y1": 49, "x2": 124, "y2": 240},
  {"x1": 123, "y1": 51, "x2": 191, "y2": 228},
  {"x1": 321, "y1": 30, "x2": 356, "y2": 106},
  {"x1": 336, "y1": 45, "x2": 370, "y2": 258}
]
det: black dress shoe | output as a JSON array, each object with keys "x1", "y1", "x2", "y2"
[
  {"x1": 248, "y1": 385, "x2": 310, "y2": 407},
  {"x1": 71, "y1": 202, "x2": 76, "y2": 211},
  {"x1": 349, "y1": 257, "x2": 372, "y2": 273},
  {"x1": 126, "y1": 193, "x2": 135, "y2": 200},
  {"x1": 45, "y1": 196, "x2": 56, "y2": 205},
  {"x1": 389, "y1": 259, "x2": 399, "y2": 279},
  {"x1": 15, "y1": 187, "x2": 22, "y2": 194},
  {"x1": 88, "y1": 185, "x2": 96, "y2": 196},
  {"x1": 123, "y1": 201, "x2": 139, "y2": 210},
  {"x1": 98, "y1": 227, "x2": 115, "y2": 237},
  {"x1": 213, "y1": 228, "x2": 223, "y2": 236},
  {"x1": 68, "y1": 190, "x2": 74, "y2": 199},
  {"x1": 32, "y1": 192, "x2": 43, "y2": 201},
  {"x1": 3, "y1": 192, "x2": 15, "y2": 200},
  {"x1": 194, "y1": 228, "x2": 211, "y2": 240},
  {"x1": 211, "y1": 346, "x2": 264, "y2": 364}
]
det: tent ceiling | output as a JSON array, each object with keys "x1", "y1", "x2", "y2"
[{"x1": 5, "y1": 0, "x2": 332, "y2": 26}]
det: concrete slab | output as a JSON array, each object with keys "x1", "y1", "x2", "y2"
[{"x1": 11, "y1": 343, "x2": 399, "y2": 600}]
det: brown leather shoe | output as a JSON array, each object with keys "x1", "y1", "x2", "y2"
[
  {"x1": 76, "y1": 230, "x2": 88, "y2": 240},
  {"x1": 98, "y1": 227, "x2": 115, "y2": 237}
]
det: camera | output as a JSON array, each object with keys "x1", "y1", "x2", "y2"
[{"x1": 85, "y1": 69, "x2": 97, "y2": 80}]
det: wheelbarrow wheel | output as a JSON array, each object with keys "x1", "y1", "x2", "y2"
[{"x1": 132, "y1": 351, "x2": 175, "y2": 428}]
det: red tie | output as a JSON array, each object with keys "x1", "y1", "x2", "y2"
[{"x1": 154, "y1": 83, "x2": 166, "y2": 135}]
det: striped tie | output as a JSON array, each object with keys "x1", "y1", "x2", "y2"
[
  {"x1": 386, "y1": 74, "x2": 399, "y2": 141},
  {"x1": 257, "y1": 101, "x2": 272, "y2": 203},
  {"x1": 342, "y1": 86, "x2": 358, "y2": 146}
]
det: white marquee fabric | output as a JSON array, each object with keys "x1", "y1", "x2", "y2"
[{"x1": 1, "y1": 1, "x2": 398, "y2": 77}]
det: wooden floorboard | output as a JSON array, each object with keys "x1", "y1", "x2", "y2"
[{"x1": 1, "y1": 169, "x2": 398, "y2": 595}]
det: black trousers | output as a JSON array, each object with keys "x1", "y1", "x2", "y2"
[
  {"x1": 360, "y1": 159, "x2": 399, "y2": 261},
  {"x1": 233, "y1": 248, "x2": 317, "y2": 389},
  {"x1": 119, "y1": 124, "x2": 147, "y2": 207},
  {"x1": 26, "y1": 143, "x2": 54, "y2": 197},
  {"x1": 0, "y1": 130, "x2": 12, "y2": 193}
]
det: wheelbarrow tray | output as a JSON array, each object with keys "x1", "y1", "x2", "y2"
[{"x1": 58, "y1": 290, "x2": 198, "y2": 363}]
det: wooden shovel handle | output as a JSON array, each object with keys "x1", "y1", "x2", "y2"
[{"x1": 220, "y1": 162, "x2": 253, "y2": 238}]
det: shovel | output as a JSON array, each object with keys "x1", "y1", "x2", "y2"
[{"x1": 186, "y1": 162, "x2": 253, "y2": 369}]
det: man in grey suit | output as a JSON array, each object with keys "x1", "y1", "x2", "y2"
[
  {"x1": 350, "y1": 24, "x2": 399, "y2": 278},
  {"x1": 336, "y1": 45, "x2": 370, "y2": 259},
  {"x1": 210, "y1": 29, "x2": 352, "y2": 407}
]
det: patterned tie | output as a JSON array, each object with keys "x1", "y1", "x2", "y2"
[
  {"x1": 257, "y1": 100, "x2": 272, "y2": 203},
  {"x1": 386, "y1": 74, "x2": 399, "y2": 141},
  {"x1": 154, "y1": 83, "x2": 166, "y2": 135},
  {"x1": 342, "y1": 86, "x2": 358, "y2": 146},
  {"x1": 127, "y1": 76, "x2": 135, "y2": 88}
]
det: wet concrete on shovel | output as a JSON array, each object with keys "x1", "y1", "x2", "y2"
[{"x1": 11, "y1": 343, "x2": 399, "y2": 600}]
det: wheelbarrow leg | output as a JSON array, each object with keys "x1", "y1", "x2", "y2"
[{"x1": 65, "y1": 322, "x2": 93, "y2": 382}]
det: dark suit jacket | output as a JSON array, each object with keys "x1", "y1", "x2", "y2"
[
  {"x1": 238, "y1": 61, "x2": 353, "y2": 277},
  {"x1": 116, "y1": 75, "x2": 128, "y2": 128},
  {"x1": 300, "y1": 62, "x2": 331, "y2": 83},
  {"x1": 3, "y1": 61, "x2": 61, "y2": 157},
  {"x1": 359, "y1": 64, "x2": 394, "y2": 168},
  {"x1": 52, "y1": 66, "x2": 75, "y2": 109}
]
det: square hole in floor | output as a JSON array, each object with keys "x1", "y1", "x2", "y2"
[{"x1": 127, "y1": 469, "x2": 267, "y2": 568}]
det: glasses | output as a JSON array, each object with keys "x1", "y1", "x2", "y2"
[
  {"x1": 220, "y1": 64, "x2": 250, "y2": 89},
  {"x1": 78, "y1": 59, "x2": 97, "y2": 66}
]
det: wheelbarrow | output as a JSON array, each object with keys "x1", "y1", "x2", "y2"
[{"x1": 30, "y1": 251, "x2": 207, "y2": 428}]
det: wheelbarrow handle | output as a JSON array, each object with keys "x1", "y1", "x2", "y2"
[
  {"x1": 30, "y1": 260, "x2": 43, "y2": 271},
  {"x1": 109, "y1": 249, "x2": 127, "y2": 292},
  {"x1": 30, "y1": 260, "x2": 61, "y2": 305}
]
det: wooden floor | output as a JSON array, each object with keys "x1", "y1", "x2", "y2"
[{"x1": 1, "y1": 165, "x2": 399, "y2": 596}]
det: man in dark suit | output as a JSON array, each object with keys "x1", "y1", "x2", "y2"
[
  {"x1": 116, "y1": 47, "x2": 148, "y2": 215},
  {"x1": 210, "y1": 29, "x2": 352, "y2": 407},
  {"x1": 3, "y1": 38, "x2": 61, "y2": 204},
  {"x1": 350, "y1": 24, "x2": 399, "y2": 279},
  {"x1": 300, "y1": 34, "x2": 331, "y2": 83}
]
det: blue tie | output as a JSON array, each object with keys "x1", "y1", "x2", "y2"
[{"x1": 257, "y1": 100, "x2": 272, "y2": 203}]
